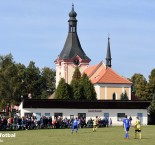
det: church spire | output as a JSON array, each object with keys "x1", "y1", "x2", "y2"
[
  {"x1": 68, "y1": 3, "x2": 77, "y2": 33},
  {"x1": 58, "y1": 4, "x2": 90, "y2": 61},
  {"x1": 106, "y1": 36, "x2": 112, "y2": 68}
]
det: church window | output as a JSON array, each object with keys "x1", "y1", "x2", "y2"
[
  {"x1": 73, "y1": 59, "x2": 79, "y2": 65},
  {"x1": 112, "y1": 93, "x2": 116, "y2": 100}
]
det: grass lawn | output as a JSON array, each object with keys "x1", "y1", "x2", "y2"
[{"x1": 1, "y1": 126, "x2": 155, "y2": 145}]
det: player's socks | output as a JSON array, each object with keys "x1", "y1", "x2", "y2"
[
  {"x1": 125, "y1": 133, "x2": 129, "y2": 138},
  {"x1": 139, "y1": 133, "x2": 141, "y2": 139}
]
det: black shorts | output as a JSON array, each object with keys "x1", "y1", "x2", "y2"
[
  {"x1": 125, "y1": 127, "x2": 130, "y2": 131},
  {"x1": 135, "y1": 129, "x2": 141, "y2": 132}
]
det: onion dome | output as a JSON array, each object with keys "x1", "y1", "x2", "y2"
[{"x1": 69, "y1": 4, "x2": 77, "y2": 18}]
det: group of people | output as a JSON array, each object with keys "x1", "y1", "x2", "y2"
[
  {"x1": 123, "y1": 115, "x2": 141, "y2": 139},
  {"x1": 0, "y1": 115, "x2": 107, "y2": 131},
  {"x1": 0, "y1": 114, "x2": 142, "y2": 139},
  {"x1": 0, "y1": 115, "x2": 72, "y2": 130}
]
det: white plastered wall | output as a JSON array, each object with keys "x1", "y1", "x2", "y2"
[{"x1": 19, "y1": 107, "x2": 148, "y2": 126}]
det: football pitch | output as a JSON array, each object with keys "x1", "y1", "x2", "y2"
[{"x1": 1, "y1": 126, "x2": 155, "y2": 145}]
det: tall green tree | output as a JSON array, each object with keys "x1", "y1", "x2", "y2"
[
  {"x1": 148, "y1": 99, "x2": 155, "y2": 124},
  {"x1": 0, "y1": 54, "x2": 19, "y2": 114},
  {"x1": 55, "y1": 78, "x2": 72, "y2": 99},
  {"x1": 24, "y1": 61, "x2": 42, "y2": 98},
  {"x1": 130, "y1": 73, "x2": 148, "y2": 100},
  {"x1": 40, "y1": 67, "x2": 55, "y2": 98},
  {"x1": 147, "y1": 69, "x2": 155, "y2": 100},
  {"x1": 71, "y1": 79, "x2": 84, "y2": 100},
  {"x1": 80, "y1": 73, "x2": 97, "y2": 100},
  {"x1": 70, "y1": 67, "x2": 84, "y2": 99},
  {"x1": 13, "y1": 63, "x2": 27, "y2": 101},
  {"x1": 72, "y1": 67, "x2": 81, "y2": 80}
]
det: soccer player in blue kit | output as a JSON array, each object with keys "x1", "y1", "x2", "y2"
[
  {"x1": 72, "y1": 117, "x2": 78, "y2": 134},
  {"x1": 123, "y1": 115, "x2": 130, "y2": 139}
]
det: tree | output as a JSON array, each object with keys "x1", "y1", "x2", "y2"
[
  {"x1": 70, "y1": 67, "x2": 83, "y2": 99},
  {"x1": 15, "y1": 63, "x2": 27, "y2": 101},
  {"x1": 0, "y1": 54, "x2": 57, "y2": 107},
  {"x1": 24, "y1": 61, "x2": 42, "y2": 98},
  {"x1": 130, "y1": 73, "x2": 149, "y2": 100},
  {"x1": 72, "y1": 67, "x2": 81, "y2": 80},
  {"x1": 148, "y1": 99, "x2": 155, "y2": 124},
  {"x1": 147, "y1": 69, "x2": 155, "y2": 100},
  {"x1": 0, "y1": 54, "x2": 19, "y2": 115},
  {"x1": 71, "y1": 79, "x2": 84, "y2": 100},
  {"x1": 80, "y1": 73, "x2": 97, "y2": 100},
  {"x1": 40, "y1": 67, "x2": 55, "y2": 99},
  {"x1": 120, "y1": 91, "x2": 129, "y2": 100},
  {"x1": 55, "y1": 78, "x2": 72, "y2": 99}
]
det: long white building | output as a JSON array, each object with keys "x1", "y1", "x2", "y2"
[{"x1": 19, "y1": 99, "x2": 150, "y2": 126}]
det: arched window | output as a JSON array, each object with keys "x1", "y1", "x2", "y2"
[{"x1": 112, "y1": 93, "x2": 116, "y2": 100}]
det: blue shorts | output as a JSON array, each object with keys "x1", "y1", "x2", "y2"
[{"x1": 72, "y1": 125, "x2": 78, "y2": 129}]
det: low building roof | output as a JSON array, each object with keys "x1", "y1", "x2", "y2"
[{"x1": 22, "y1": 99, "x2": 150, "y2": 109}]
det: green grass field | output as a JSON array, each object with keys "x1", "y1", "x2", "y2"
[{"x1": 1, "y1": 126, "x2": 155, "y2": 145}]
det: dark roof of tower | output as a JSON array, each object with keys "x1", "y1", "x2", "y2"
[
  {"x1": 58, "y1": 4, "x2": 90, "y2": 61},
  {"x1": 106, "y1": 37, "x2": 111, "y2": 59},
  {"x1": 59, "y1": 33, "x2": 90, "y2": 60}
]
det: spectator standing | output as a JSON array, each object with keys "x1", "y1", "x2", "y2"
[
  {"x1": 129, "y1": 116, "x2": 132, "y2": 126},
  {"x1": 109, "y1": 118, "x2": 112, "y2": 127}
]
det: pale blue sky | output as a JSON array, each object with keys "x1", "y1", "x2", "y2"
[{"x1": 0, "y1": 0, "x2": 155, "y2": 80}]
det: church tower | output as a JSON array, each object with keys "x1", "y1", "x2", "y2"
[
  {"x1": 106, "y1": 37, "x2": 112, "y2": 68},
  {"x1": 55, "y1": 4, "x2": 91, "y2": 87}
]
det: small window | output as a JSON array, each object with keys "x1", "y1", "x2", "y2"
[
  {"x1": 117, "y1": 113, "x2": 125, "y2": 121},
  {"x1": 36, "y1": 113, "x2": 41, "y2": 120},
  {"x1": 70, "y1": 115, "x2": 74, "y2": 122},
  {"x1": 137, "y1": 113, "x2": 143, "y2": 125},
  {"x1": 78, "y1": 113, "x2": 86, "y2": 119},
  {"x1": 113, "y1": 93, "x2": 116, "y2": 100},
  {"x1": 24, "y1": 113, "x2": 33, "y2": 118},
  {"x1": 45, "y1": 113, "x2": 50, "y2": 117},
  {"x1": 70, "y1": 115, "x2": 74, "y2": 119},
  {"x1": 104, "y1": 113, "x2": 109, "y2": 119},
  {"x1": 54, "y1": 113, "x2": 63, "y2": 119}
]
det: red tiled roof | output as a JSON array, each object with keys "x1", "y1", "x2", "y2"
[{"x1": 91, "y1": 67, "x2": 132, "y2": 84}]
